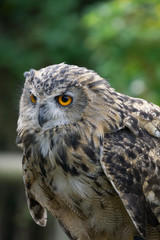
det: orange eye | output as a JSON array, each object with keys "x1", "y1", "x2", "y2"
[
  {"x1": 30, "y1": 94, "x2": 37, "y2": 104},
  {"x1": 57, "y1": 95, "x2": 72, "y2": 106}
]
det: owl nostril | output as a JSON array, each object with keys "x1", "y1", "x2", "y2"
[{"x1": 38, "y1": 104, "x2": 48, "y2": 127}]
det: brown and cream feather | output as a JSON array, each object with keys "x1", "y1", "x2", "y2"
[{"x1": 17, "y1": 63, "x2": 160, "y2": 240}]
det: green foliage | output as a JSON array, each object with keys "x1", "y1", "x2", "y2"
[
  {"x1": 0, "y1": 0, "x2": 90, "y2": 76},
  {"x1": 82, "y1": 0, "x2": 160, "y2": 103}
]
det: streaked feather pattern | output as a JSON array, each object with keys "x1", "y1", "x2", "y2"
[{"x1": 17, "y1": 63, "x2": 160, "y2": 240}]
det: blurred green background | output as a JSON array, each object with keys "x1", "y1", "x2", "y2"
[{"x1": 0, "y1": 0, "x2": 160, "y2": 239}]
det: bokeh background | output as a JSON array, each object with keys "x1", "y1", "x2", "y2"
[{"x1": 0, "y1": 0, "x2": 160, "y2": 239}]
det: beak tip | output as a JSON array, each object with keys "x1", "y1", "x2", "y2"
[{"x1": 38, "y1": 115, "x2": 44, "y2": 127}]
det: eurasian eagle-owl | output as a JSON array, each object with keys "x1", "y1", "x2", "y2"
[{"x1": 17, "y1": 63, "x2": 160, "y2": 240}]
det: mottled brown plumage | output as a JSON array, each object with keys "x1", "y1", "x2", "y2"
[{"x1": 17, "y1": 63, "x2": 160, "y2": 240}]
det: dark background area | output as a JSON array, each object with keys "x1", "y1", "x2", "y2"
[{"x1": 0, "y1": 0, "x2": 160, "y2": 239}]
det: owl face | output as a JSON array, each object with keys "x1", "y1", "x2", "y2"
[
  {"x1": 18, "y1": 63, "x2": 108, "y2": 134},
  {"x1": 19, "y1": 80, "x2": 87, "y2": 131}
]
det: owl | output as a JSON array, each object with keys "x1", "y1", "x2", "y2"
[{"x1": 17, "y1": 63, "x2": 160, "y2": 240}]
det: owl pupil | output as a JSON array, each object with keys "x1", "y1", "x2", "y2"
[
  {"x1": 62, "y1": 95, "x2": 69, "y2": 102},
  {"x1": 33, "y1": 95, "x2": 37, "y2": 101}
]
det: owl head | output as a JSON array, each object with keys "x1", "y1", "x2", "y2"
[
  {"x1": 17, "y1": 63, "x2": 114, "y2": 130},
  {"x1": 17, "y1": 63, "x2": 123, "y2": 151}
]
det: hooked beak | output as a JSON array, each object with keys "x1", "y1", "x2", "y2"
[{"x1": 38, "y1": 104, "x2": 49, "y2": 127}]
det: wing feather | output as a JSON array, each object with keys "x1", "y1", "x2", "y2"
[
  {"x1": 100, "y1": 127, "x2": 160, "y2": 237},
  {"x1": 22, "y1": 155, "x2": 47, "y2": 227}
]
